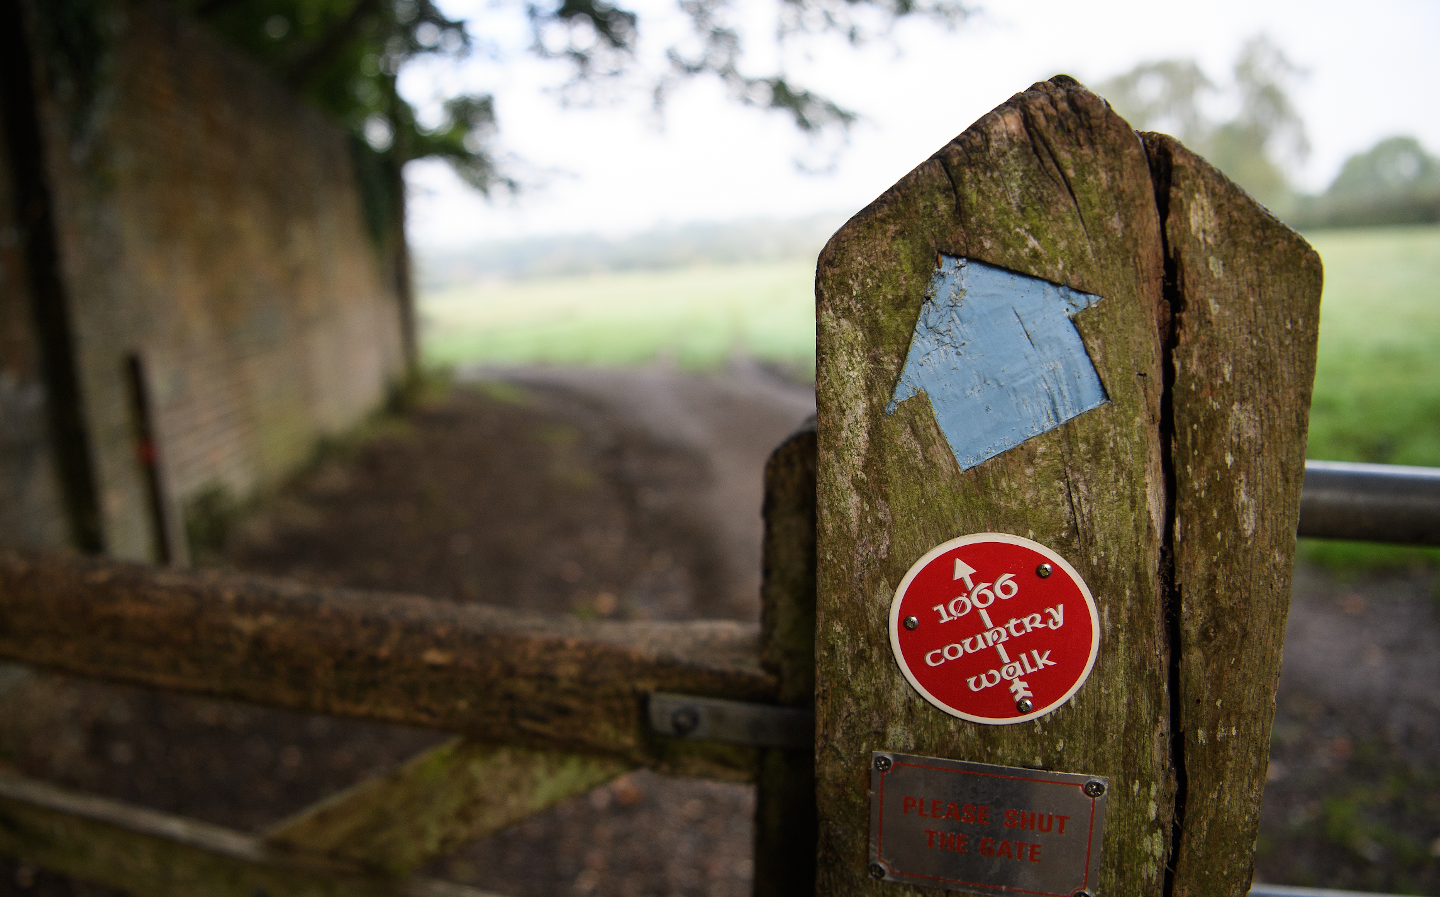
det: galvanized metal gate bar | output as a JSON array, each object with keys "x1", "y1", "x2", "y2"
[{"x1": 1298, "y1": 460, "x2": 1440, "y2": 545}]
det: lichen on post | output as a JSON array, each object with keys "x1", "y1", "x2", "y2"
[{"x1": 813, "y1": 76, "x2": 1320, "y2": 896}]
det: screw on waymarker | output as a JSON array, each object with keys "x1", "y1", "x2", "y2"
[
  {"x1": 671, "y1": 707, "x2": 700, "y2": 736},
  {"x1": 903, "y1": 615, "x2": 919, "y2": 630},
  {"x1": 1083, "y1": 780, "x2": 1105, "y2": 798},
  {"x1": 1036, "y1": 563, "x2": 1053, "y2": 578},
  {"x1": 1073, "y1": 891, "x2": 1093, "y2": 897},
  {"x1": 869, "y1": 863, "x2": 887, "y2": 879},
  {"x1": 1016, "y1": 698, "x2": 1034, "y2": 713},
  {"x1": 874, "y1": 755, "x2": 892, "y2": 772}
]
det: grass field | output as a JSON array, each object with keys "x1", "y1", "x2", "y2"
[
  {"x1": 420, "y1": 225, "x2": 1440, "y2": 566},
  {"x1": 420, "y1": 260, "x2": 816, "y2": 374},
  {"x1": 1304, "y1": 225, "x2": 1440, "y2": 467},
  {"x1": 1297, "y1": 225, "x2": 1440, "y2": 568}
]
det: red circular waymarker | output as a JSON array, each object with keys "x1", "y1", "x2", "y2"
[{"x1": 888, "y1": 533, "x2": 1099, "y2": 725}]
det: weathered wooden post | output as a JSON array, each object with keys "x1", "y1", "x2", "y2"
[
  {"x1": 813, "y1": 77, "x2": 1321, "y2": 897},
  {"x1": 755, "y1": 418, "x2": 819, "y2": 897}
]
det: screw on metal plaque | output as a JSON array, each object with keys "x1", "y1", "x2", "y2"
[
  {"x1": 874, "y1": 755, "x2": 892, "y2": 771},
  {"x1": 1084, "y1": 780, "x2": 1105, "y2": 797},
  {"x1": 1073, "y1": 891, "x2": 1092, "y2": 897},
  {"x1": 670, "y1": 707, "x2": 700, "y2": 736},
  {"x1": 1016, "y1": 697, "x2": 1034, "y2": 713},
  {"x1": 869, "y1": 863, "x2": 886, "y2": 879},
  {"x1": 1036, "y1": 562, "x2": 1053, "y2": 578},
  {"x1": 903, "y1": 615, "x2": 919, "y2": 630}
]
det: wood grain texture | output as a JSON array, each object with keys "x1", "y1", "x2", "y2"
[
  {"x1": 0, "y1": 549, "x2": 774, "y2": 778},
  {"x1": 754, "y1": 422, "x2": 819, "y2": 897},
  {"x1": 1145, "y1": 133, "x2": 1323, "y2": 897},
  {"x1": 815, "y1": 77, "x2": 1173, "y2": 897},
  {"x1": 0, "y1": 772, "x2": 502, "y2": 897},
  {"x1": 267, "y1": 738, "x2": 632, "y2": 874}
]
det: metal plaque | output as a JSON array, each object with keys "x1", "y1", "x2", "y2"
[{"x1": 869, "y1": 752, "x2": 1108, "y2": 896}]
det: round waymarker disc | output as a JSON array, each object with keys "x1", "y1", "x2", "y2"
[{"x1": 888, "y1": 533, "x2": 1099, "y2": 725}]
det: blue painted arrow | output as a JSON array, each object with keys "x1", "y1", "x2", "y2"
[{"x1": 885, "y1": 256, "x2": 1108, "y2": 470}]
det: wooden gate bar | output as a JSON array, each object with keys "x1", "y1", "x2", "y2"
[
  {"x1": 0, "y1": 772, "x2": 503, "y2": 897},
  {"x1": 0, "y1": 550, "x2": 774, "y2": 777},
  {"x1": 265, "y1": 738, "x2": 633, "y2": 875}
]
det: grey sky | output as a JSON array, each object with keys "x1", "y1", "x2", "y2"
[{"x1": 403, "y1": 0, "x2": 1440, "y2": 248}]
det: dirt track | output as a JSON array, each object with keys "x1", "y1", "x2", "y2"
[{"x1": 0, "y1": 365, "x2": 1435, "y2": 895}]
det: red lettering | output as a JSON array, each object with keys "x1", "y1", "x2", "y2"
[
  {"x1": 980, "y1": 837, "x2": 995, "y2": 857},
  {"x1": 1004, "y1": 809, "x2": 1017, "y2": 828},
  {"x1": 918, "y1": 800, "x2": 929, "y2": 818},
  {"x1": 925, "y1": 829, "x2": 937, "y2": 848},
  {"x1": 1022, "y1": 811, "x2": 1036, "y2": 830},
  {"x1": 1029, "y1": 842, "x2": 1042, "y2": 863},
  {"x1": 903, "y1": 796, "x2": 917, "y2": 815},
  {"x1": 932, "y1": 800, "x2": 945, "y2": 818},
  {"x1": 944, "y1": 802, "x2": 960, "y2": 821},
  {"x1": 978, "y1": 805, "x2": 992, "y2": 825},
  {"x1": 956, "y1": 833, "x2": 969, "y2": 853},
  {"x1": 1037, "y1": 813, "x2": 1052, "y2": 833},
  {"x1": 1056, "y1": 815, "x2": 1069, "y2": 835},
  {"x1": 997, "y1": 840, "x2": 1012, "y2": 859},
  {"x1": 961, "y1": 804, "x2": 976, "y2": 824}
]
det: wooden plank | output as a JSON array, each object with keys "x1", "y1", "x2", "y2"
[
  {"x1": 753, "y1": 421, "x2": 819, "y2": 897},
  {"x1": 0, "y1": 550, "x2": 774, "y2": 778},
  {"x1": 814, "y1": 77, "x2": 1173, "y2": 895},
  {"x1": 266, "y1": 738, "x2": 632, "y2": 874},
  {"x1": 0, "y1": 771, "x2": 504, "y2": 897},
  {"x1": 1144, "y1": 133, "x2": 1323, "y2": 897}
]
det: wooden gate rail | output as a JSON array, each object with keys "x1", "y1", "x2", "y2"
[
  {"x1": 0, "y1": 546, "x2": 788, "y2": 893},
  {"x1": 0, "y1": 772, "x2": 505, "y2": 897},
  {"x1": 0, "y1": 419, "x2": 821, "y2": 895},
  {"x1": 0, "y1": 549, "x2": 776, "y2": 777}
]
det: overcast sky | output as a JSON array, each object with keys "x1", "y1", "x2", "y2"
[{"x1": 402, "y1": 0, "x2": 1440, "y2": 249}]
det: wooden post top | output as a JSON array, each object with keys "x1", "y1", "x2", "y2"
[{"x1": 814, "y1": 76, "x2": 1321, "y2": 897}]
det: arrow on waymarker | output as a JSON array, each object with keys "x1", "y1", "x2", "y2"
[
  {"x1": 953, "y1": 558, "x2": 976, "y2": 591},
  {"x1": 885, "y1": 256, "x2": 1109, "y2": 470}
]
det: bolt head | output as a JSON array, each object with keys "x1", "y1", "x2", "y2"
[
  {"x1": 874, "y1": 755, "x2": 892, "y2": 772},
  {"x1": 1016, "y1": 698, "x2": 1034, "y2": 713},
  {"x1": 1036, "y1": 563, "x2": 1053, "y2": 578},
  {"x1": 869, "y1": 863, "x2": 887, "y2": 879},
  {"x1": 1083, "y1": 780, "x2": 1105, "y2": 798},
  {"x1": 904, "y1": 615, "x2": 919, "y2": 630},
  {"x1": 671, "y1": 707, "x2": 700, "y2": 736},
  {"x1": 1074, "y1": 891, "x2": 1092, "y2": 897}
]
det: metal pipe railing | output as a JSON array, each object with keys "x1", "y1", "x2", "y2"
[
  {"x1": 1250, "y1": 885, "x2": 1406, "y2": 897},
  {"x1": 1298, "y1": 460, "x2": 1440, "y2": 546}
]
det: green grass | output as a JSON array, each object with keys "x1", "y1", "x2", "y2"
[
  {"x1": 419, "y1": 260, "x2": 816, "y2": 373},
  {"x1": 1300, "y1": 225, "x2": 1440, "y2": 570},
  {"x1": 1305, "y1": 224, "x2": 1440, "y2": 467}
]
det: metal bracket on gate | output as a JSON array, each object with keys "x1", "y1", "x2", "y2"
[{"x1": 647, "y1": 692, "x2": 814, "y2": 750}]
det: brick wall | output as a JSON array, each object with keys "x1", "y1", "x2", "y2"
[
  {"x1": 0, "y1": 104, "x2": 70, "y2": 550},
  {"x1": 5, "y1": 0, "x2": 408, "y2": 561}
]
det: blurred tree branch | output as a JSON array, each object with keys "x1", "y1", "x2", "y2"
[{"x1": 173, "y1": 0, "x2": 971, "y2": 194}]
